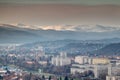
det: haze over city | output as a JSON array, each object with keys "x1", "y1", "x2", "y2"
[{"x1": 0, "y1": 0, "x2": 120, "y2": 80}]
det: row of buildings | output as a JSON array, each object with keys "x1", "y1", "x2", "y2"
[
  {"x1": 73, "y1": 56, "x2": 120, "y2": 80},
  {"x1": 51, "y1": 53, "x2": 120, "y2": 80},
  {"x1": 51, "y1": 53, "x2": 110, "y2": 66},
  {"x1": 51, "y1": 52, "x2": 71, "y2": 66}
]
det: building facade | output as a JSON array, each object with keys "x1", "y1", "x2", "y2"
[{"x1": 51, "y1": 52, "x2": 71, "y2": 66}]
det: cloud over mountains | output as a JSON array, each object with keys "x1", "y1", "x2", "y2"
[
  {"x1": 0, "y1": 23, "x2": 120, "y2": 43},
  {"x1": 13, "y1": 24, "x2": 120, "y2": 32}
]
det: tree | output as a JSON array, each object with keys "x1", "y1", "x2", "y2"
[
  {"x1": 29, "y1": 72, "x2": 32, "y2": 80},
  {"x1": 64, "y1": 76, "x2": 69, "y2": 80},
  {"x1": 49, "y1": 76, "x2": 52, "y2": 80},
  {"x1": 60, "y1": 76, "x2": 62, "y2": 80},
  {"x1": 0, "y1": 75, "x2": 3, "y2": 80},
  {"x1": 42, "y1": 75, "x2": 45, "y2": 80},
  {"x1": 70, "y1": 78, "x2": 73, "y2": 80}
]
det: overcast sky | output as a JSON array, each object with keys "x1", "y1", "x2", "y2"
[
  {"x1": 0, "y1": 0, "x2": 120, "y2": 5},
  {"x1": 0, "y1": 0, "x2": 120, "y2": 30}
]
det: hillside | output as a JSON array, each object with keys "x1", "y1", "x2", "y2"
[
  {"x1": 1, "y1": 24, "x2": 120, "y2": 44},
  {"x1": 0, "y1": 24, "x2": 44, "y2": 43},
  {"x1": 19, "y1": 40, "x2": 105, "y2": 54},
  {"x1": 92, "y1": 43, "x2": 120, "y2": 55}
]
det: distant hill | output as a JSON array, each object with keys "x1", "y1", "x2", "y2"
[
  {"x1": 0, "y1": 24, "x2": 45, "y2": 43},
  {"x1": 92, "y1": 43, "x2": 120, "y2": 55},
  {"x1": 20, "y1": 40, "x2": 120, "y2": 55},
  {"x1": 20, "y1": 40, "x2": 105, "y2": 54},
  {"x1": 1, "y1": 24, "x2": 120, "y2": 44},
  {"x1": 57, "y1": 43, "x2": 105, "y2": 54},
  {"x1": 1, "y1": 24, "x2": 120, "y2": 55}
]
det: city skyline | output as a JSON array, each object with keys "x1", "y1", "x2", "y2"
[{"x1": 0, "y1": 1, "x2": 120, "y2": 80}]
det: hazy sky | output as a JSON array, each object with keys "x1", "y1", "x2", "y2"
[
  {"x1": 0, "y1": 0, "x2": 120, "y2": 5},
  {"x1": 0, "y1": 0, "x2": 120, "y2": 27}
]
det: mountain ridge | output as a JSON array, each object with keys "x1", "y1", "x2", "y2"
[
  {"x1": 92, "y1": 43, "x2": 120, "y2": 55},
  {"x1": 0, "y1": 23, "x2": 120, "y2": 43}
]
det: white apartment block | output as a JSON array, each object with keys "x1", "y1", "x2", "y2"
[
  {"x1": 75, "y1": 56, "x2": 92, "y2": 64},
  {"x1": 51, "y1": 52, "x2": 71, "y2": 66}
]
